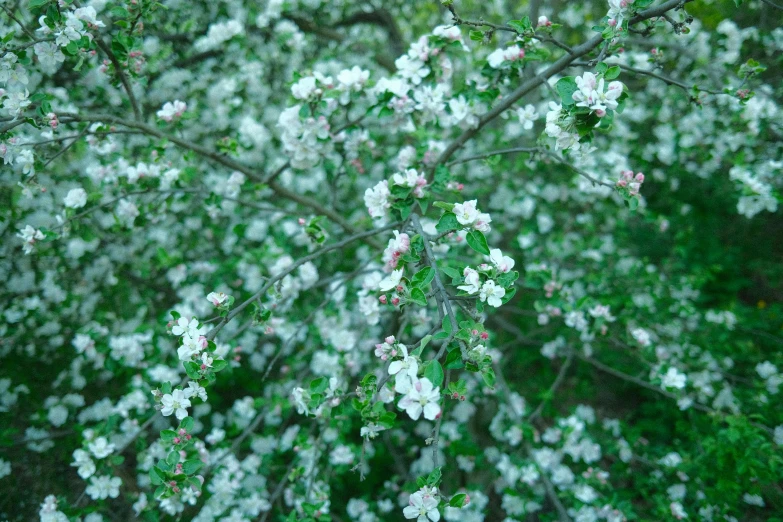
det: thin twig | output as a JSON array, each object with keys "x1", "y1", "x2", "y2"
[
  {"x1": 528, "y1": 353, "x2": 574, "y2": 424},
  {"x1": 206, "y1": 221, "x2": 401, "y2": 341},
  {"x1": 447, "y1": 147, "x2": 539, "y2": 167}
]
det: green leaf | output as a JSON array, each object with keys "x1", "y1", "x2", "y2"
[
  {"x1": 449, "y1": 493, "x2": 467, "y2": 508},
  {"x1": 310, "y1": 377, "x2": 329, "y2": 395},
  {"x1": 29, "y1": 0, "x2": 49, "y2": 9},
  {"x1": 411, "y1": 334, "x2": 432, "y2": 358},
  {"x1": 179, "y1": 417, "x2": 194, "y2": 432},
  {"x1": 410, "y1": 288, "x2": 427, "y2": 306},
  {"x1": 165, "y1": 451, "x2": 180, "y2": 467},
  {"x1": 436, "y1": 212, "x2": 460, "y2": 235},
  {"x1": 496, "y1": 270, "x2": 519, "y2": 288},
  {"x1": 507, "y1": 17, "x2": 531, "y2": 33},
  {"x1": 445, "y1": 348, "x2": 464, "y2": 369},
  {"x1": 183, "y1": 361, "x2": 201, "y2": 379},
  {"x1": 160, "y1": 429, "x2": 177, "y2": 443},
  {"x1": 442, "y1": 315, "x2": 453, "y2": 335},
  {"x1": 432, "y1": 201, "x2": 454, "y2": 212},
  {"x1": 182, "y1": 459, "x2": 203, "y2": 475},
  {"x1": 482, "y1": 368, "x2": 496, "y2": 389},
  {"x1": 424, "y1": 360, "x2": 444, "y2": 387},
  {"x1": 211, "y1": 359, "x2": 228, "y2": 372},
  {"x1": 466, "y1": 230, "x2": 490, "y2": 255},
  {"x1": 555, "y1": 76, "x2": 578, "y2": 106},
  {"x1": 426, "y1": 467, "x2": 442, "y2": 486},
  {"x1": 604, "y1": 65, "x2": 621, "y2": 80},
  {"x1": 441, "y1": 266, "x2": 461, "y2": 280},
  {"x1": 149, "y1": 466, "x2": 165, "y2": 485},
  {"x1": 110, "y1": 6, "x2": 129, "y2": 18},
  {"x1": 469, "y1": 30, "x2": 484, "y2": 41},
  {"x1": 412, "y1": 267, "x2": 435, "y2": 288}
]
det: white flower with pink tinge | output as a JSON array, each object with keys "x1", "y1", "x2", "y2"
[
  {"x1": 458, "y1": 267, "x2": 480, "y2": 294},
  {"x1": 398, "y1": 378, "x2": 441, "y2": 421},
  {"x1": 489, "y1": 249, "x2": 515, "y2": 273},
  {"x1": 388, "y1": 343, "x2": 419, "y2": 394},
  {"x1": 453, "y1": 200, "x2": 492, "y2": 232},
  {"x1": 365, "y1": 180, "x2": 391, "y2": 219},
  {"x1": 572, "y1": 72, "x2": 624, "y2": 116},
  {"x1": 617, "y1": 170, "x2": 645, "y2": 195},
  {"x1": 157, "y1": 100, "x2": 187, "y2": 122},
  {"x1": 382, "y1": 231, "x2": 411, "y2": 271},
  {"x1": 160, "y1": 389, "x2": 191, "y2": 420},
  {"x1": 206, "y1": 291, "x2": 228, "y2": 306},
  {"x1": 403, "y1": 489, "x2": 441, "y2": 521}
]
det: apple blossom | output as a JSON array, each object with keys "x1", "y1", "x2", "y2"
[
  {"x1": 160, "y1": 389, "x2": 192, "y2": 420},
  {"x1": 398, "y1": 378, "x2": 441, "y2": 421},
  {"x1": 63, "y1": 188, "x2": 87, "y2": 209}
]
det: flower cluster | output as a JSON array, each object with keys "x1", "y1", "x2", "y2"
[
  {"x1": 616, "y1": 169, "x2": 645, "y2": 196},
  {"x1": 453, "y1": 200, "x2": 491, "y2": 232},
  {"x1": 382, "y1": 231, "x2": 411, "y2": 271}
]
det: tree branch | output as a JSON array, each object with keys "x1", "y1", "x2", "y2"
[{"x1": 432, "y1": 0, "x2": 694, "y2": 173}]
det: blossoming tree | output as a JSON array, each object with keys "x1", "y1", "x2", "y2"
[{"x1": 1, "y1": 0, "x2": 782, "y2": 520}]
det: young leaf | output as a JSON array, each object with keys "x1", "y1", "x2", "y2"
[
  {"x1": 436, "y1": 212, "x2": 460, "y2": 234},
  {"x1": 466, "y1": 230, "x2": 490, "y2": 255},
  {"x1": 182, "y1": 458, "x2": 203, "y2": 475},
  {"x1": 410, "y1": 288, "x2": 428, "y2": 306},
  {"x1": 555, "y1": 76, "x2": 578, "y2": 106},
  {"x1": 449, "y1": 493, "x2": 467, "y2": 508},
  {"x1": 424, "y1": 360, "x2": 444, "y2": 387},
  {"x1": 412, "y1": 267, "x2": 435, "y2": 288}
]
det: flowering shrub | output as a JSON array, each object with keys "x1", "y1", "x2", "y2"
[{"x1": 1, "y1": 0, "x2": 782, "y2": 521}]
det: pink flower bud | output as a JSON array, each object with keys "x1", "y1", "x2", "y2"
[
  {"x1": 396, "y1": 285, "x2": 404, "y2": 292},
  {"x1": 379, "y1": 295, "x2": 388, "y2": 304},
  {"x1": 635, "y1": 173, "x2": 645, "y2": 182},
  {"x1": 391, "y1": 297, "x2": 400, "y2": 306},
  {"x1": 608, "y1": 19, "x2": 617, "y2": 27},
  {"x1": 596, "y1": 109, "x2": 606, "y2": 118},
  {"x1": 385, "y1": 336, "x2": 395, "y2": 344},
  {"x1": 480, "y1": 332, "x2": 489, "y2": 340},
  {"x1": 298, "y1": 218, "x2": 306, "y2": 225},
  {"x1": 471, "y1": 329, "x2": 479, "y2": 336}
]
